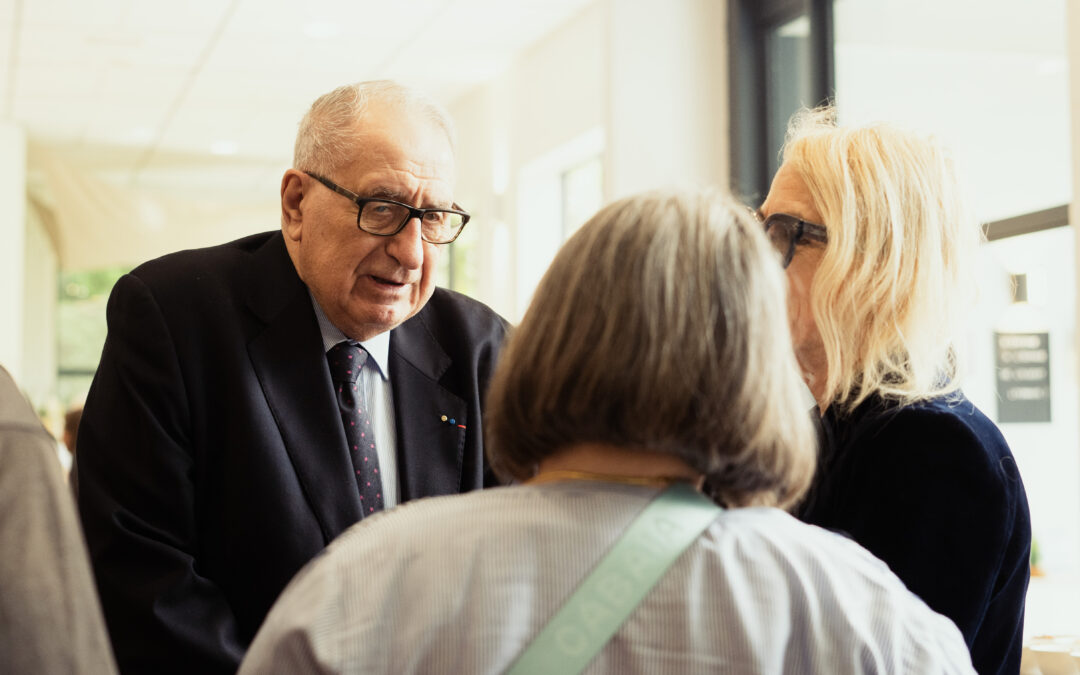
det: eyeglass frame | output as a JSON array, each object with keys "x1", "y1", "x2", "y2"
[
  {"x1": 756, "y1": 211, "x2": 828, "y2": 268},
  {"x1": 303, "y1": 171, "x2": 471, "y2": 244}
]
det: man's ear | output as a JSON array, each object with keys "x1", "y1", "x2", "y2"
[{"x1": 281, "y1": 169, "x2": 305, "y2": 241}]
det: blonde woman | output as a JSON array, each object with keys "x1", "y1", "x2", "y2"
[
  {"x1": 759, "y1": 108, "x2": 1030, "y2": 675},
  {"x1": 239, "y1": 188, "x2": 974, "y2": 674}
]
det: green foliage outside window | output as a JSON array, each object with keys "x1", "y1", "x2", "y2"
[{"x1": 57, "y1": 265, "x2": 129, "y2": 405}]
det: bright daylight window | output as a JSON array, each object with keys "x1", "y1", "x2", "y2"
[{"x1": 57, "y1": 266, "x2": 128, "y2": 406}]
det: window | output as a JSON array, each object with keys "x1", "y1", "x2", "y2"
[
  {"x1": 57, "y1": 266, "x2": 128, "y2": 404},
  {"x1": 560, "y1": 156, "x2": 603, "y2": 239},
  {"x1": 514, "y1": 128, "x2": 604, "y2": 318},
  {"x1": 729, "y1": 0, "x2": 834, "y2": 202}
]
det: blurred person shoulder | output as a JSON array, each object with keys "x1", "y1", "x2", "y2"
[{"x1": 0, "y1": 366, "x2": 117, "y2": 674}]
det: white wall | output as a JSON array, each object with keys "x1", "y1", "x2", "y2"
[
  {"x1": 606, "y1": 0, "x2": 729, "y2": 200},
  {"x1": 21, "y1": 202, "x2": 59, "y2": 410},
  {"x1": 0, "y1": 124, "x2": 59, "y2": 412},
  {"x1": 834, "y1": 0, "x2": 1070, "y2": 223},
  {"x1": 1069, "y1": 0, "x2": 1080, "y2": 460},
  {"x1": 449, "y1": 1, "x2": 608, "y2": 319},
  {"x1": 448, "y1": 0, "x2": 729, "y2": 320},
  {"x1": 0, "y1": 122, "x2": 27, "y2": 381}
]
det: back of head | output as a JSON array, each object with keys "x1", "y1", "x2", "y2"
[
  {"x1": 485, "y1": 188, "x2": 816, "y2": 509},
  {"x1": 782, "y1": 107, "x2": 981, "y2": 411},
  {"x1": 293, "y1": 80, "x2": 455, "y2": 176}
]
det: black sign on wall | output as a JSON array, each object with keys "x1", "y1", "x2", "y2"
[{"x1": 995, "y1": 332, "x2": 1051, "y2": 423}]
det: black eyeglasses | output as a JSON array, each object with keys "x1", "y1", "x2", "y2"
[
  {"x1": 756, "y1": 211, "x2": 828, "y2": 268},
  {"x1": 304, "y1": 171, "x2": 470, "y2": 244}
]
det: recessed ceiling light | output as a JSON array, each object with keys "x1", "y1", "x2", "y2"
[{"x1": 211, "y1": 140, "x2": 239, "y2": 156}]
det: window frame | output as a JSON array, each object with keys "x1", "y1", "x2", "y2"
[{"x1": 728, "y1": 0, "x2": 835, "y2": 203}]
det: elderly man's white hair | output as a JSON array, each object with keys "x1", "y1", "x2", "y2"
[{"x1": 293, "y1": 80, "x2": 456, "y2": 176}]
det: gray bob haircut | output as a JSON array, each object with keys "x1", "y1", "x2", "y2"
[
  {"x1": 485, "y1": 188, "x2": 817, "y2": 509},
  {"x1": 293, "y1": 80, "x2": 456, "y2": 176}
]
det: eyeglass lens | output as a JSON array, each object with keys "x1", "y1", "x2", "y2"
[
  {"x1": 763, "y1": 218, "x2": 796, "y2": 266},
  {"x1": 359, "y1": 201, "x2": 464, "y2": 243}
]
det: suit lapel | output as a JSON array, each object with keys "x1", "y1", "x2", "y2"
[
  {"x1": 244, "y1": 234, "x2": 363, "y2": 542},
  {"x1": 390, "y1": 311, "x2": 468, "y2": 502}
]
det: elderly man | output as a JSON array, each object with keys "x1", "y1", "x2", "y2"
[{"x1": 75, "y1": 81, "x2": 508, "y2": 674}]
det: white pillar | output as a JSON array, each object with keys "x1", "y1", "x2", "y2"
[
  {"x1": 0, "y1": 122, "x2": 27, "y2": 381},
  {"x1": 21, "y1": 204, "x2": 59, "y2": 408},
  {"x1": 605, "y1": 0, "x2": 729, "y2": 201}
]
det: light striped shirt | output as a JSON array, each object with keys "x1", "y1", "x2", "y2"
[
  {"x1": 240, "y1": 482, "x2": 976, "y2": 674},
  {"x1": 311, "y1": 295, "x2": 400, "y2": 508}
]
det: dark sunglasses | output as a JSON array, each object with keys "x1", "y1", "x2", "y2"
[{"x1": 756, "y1": 212, "x2": 828, "y2": 268}]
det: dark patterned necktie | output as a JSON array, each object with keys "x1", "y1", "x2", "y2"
[{"x1": 327, "y1": 342, "x2": 384, "y2": 516}]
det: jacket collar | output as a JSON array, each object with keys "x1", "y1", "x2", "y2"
[{"x1": 245, "y1": 233, "x2": 364, "y2": 540}]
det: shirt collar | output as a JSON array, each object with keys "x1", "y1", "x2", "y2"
[{"x1": 310, "y1": 292, "x2": 391, "y2": 381}]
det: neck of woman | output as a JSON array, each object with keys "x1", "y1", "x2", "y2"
[{"x1": 527, "y1": 442, "x2": 703, "y2": 489}]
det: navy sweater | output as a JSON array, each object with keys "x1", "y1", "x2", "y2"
[{"x1": 796, "y1": 394, "x2": 1031, "y2": 675}]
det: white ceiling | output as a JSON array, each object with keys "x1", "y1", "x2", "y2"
[{"x1": 1, "y1": 0, "x2": 594, "y2": 204}]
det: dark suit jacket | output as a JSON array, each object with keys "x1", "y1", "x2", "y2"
[
  {"x1": 797, "y1": 394, "x2": 1030, "y2": 675},
  {"x1": 75, "y1": 231, "x2": 508, "y2": 674}
]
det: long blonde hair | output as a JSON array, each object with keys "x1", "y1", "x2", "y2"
[
  {"x1": 782, "y1": 107, "x2": 980, "y2": 412},
  {"x1": 485, "y1": 188, "x2": 817, "y2": 509}
]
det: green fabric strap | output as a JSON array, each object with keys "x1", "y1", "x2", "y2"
[{"x1": 506, "y1": 482, "x2": 722, "y2": 675}]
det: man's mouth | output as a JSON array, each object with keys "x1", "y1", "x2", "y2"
[{"x1": 370, "y1": 275, "x2": 406, "y2": 287}]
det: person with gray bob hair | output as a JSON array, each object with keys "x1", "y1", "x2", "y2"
[
  {"x1": 240, "y1": 188, "x2": 975, "y2": 675},
  {"x1": 484, "y1": 186, "x2": 813, "y2": 508}
]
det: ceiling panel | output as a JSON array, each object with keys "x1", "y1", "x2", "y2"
[
  {"x1": 124, "y1": 0, "x2": 233, "y2": 32},
  {"x1": 20, "y1": 0, "x2": 137, "y2": 31},
  {"x1": 132, "y1": 161, "x2": 283, "y2": 198},
  {"x1": 95, "y1": 63, "x2": 189, "y2": 99},
  {"x1": 154, "y1": 103, "x2": 296, "y2": 160},
  {"x1": 17, "y1": 28, "x2": 210, "y2": 75},
  {"x1": 223, "y1": 0, "x2": 448, "y2": 39},
  {"x1": 180, "y1": 69, "x2": 307, "y2": 108},
  {"x1": 201, "y1": 33, "x2": 307, "y2": 71},
  {"x1": 13, "y1": 0, "x2": 600, "y2": 259},
  {"x1": 14, "y1": 66, "x2": 103, "y2": 100},
  {"x1": 80, "y1": 97, "x2": 182, "y2": 148},
  {"x1": 12, "y1": 96, "x2": 91, "y2": 142}
]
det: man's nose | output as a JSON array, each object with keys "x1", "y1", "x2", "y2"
[{"x1": 385, "y1": 217, "x2": 425, "y2": 269}]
